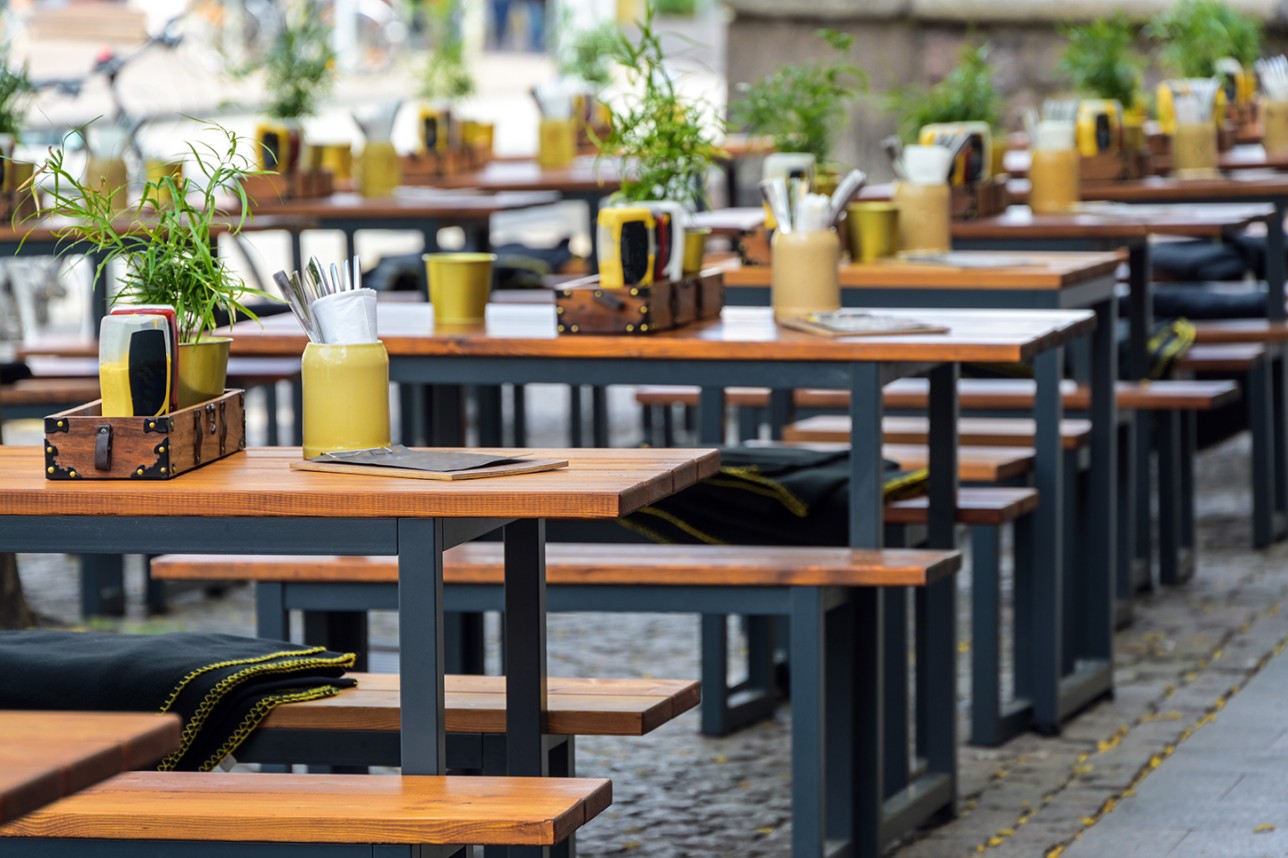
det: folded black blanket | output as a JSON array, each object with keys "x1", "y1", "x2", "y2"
[
  {"x1": 621, "y1": 446, "x2": 927, "y2": 546},
  {"x1": 0, "y1": 631, "x2": 355, "y2": 772}
]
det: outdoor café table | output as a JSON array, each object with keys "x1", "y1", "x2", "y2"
[
  {"x1": 227, "y1": 301, "x2": 1097, "y2": 854},
  {"x1": 951, "y1": 203, "x2": 1285, "y2": 560},
  {"x1": 246, "y1": 189, "x2": 562, "y2": 273},
  {"x1": 0, "y1": 445, "x2": 716, "y2": 786},
  {"x1": 1005, "y1": 174, "x2": 1288, "y2": 322},
  {"x1": 1005, "y1": 145, "x2": 1288, "y2": 179},
  {"x1": 0, "y1": 710, "x2": 180, "y2": 823},
  {"x1": 431, "y1": 158, "x2": 622, "y2": 270},
  {"x1": 721, "y1": 249, "x2": 1119, "y2": 727}
]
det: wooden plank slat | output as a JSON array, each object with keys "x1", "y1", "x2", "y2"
[
  {"x1": 1, "y1": 772, "x2": 612, "y2": 847},
  {"x1": 260, "y1": 672, "x2": 698, "y2": 737},
  {"x1": 153, "y1": 542, "x2": 963, "y2": 589},
  {"x1": 783, "y1": 414, "x2": 1093, "y2": 451},
  {"x1": 0, "y1": 447, "x2": 719, "y2": 520},
  {"x1": 0, "y1": 712, "x2": 180, "y2": 824},
  {"x1": 224, "y1": 304, "x2": 1096, "y2": 366}
]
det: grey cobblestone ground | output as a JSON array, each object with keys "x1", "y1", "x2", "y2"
[{"x1": 9, "y1": 408, "x2": 1288, "y2": 857}]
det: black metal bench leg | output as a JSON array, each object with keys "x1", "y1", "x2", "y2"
[
  {"x1": 1157, "y1": 410, "x2": 1189, "y2": 585},
  {"x1": 445, "y1": 612, "x2": 487, "y2": 676},
  {"x1": 699, "y1": 614, "x2": 729, "y2": 736},
  {"x1": 915, "y1": 571, "x2": 957, "y2": 825},
  {"x1": 789, "y1": 586, "x2": 834, "y2": 856},
  {"x1": 882, "y1": 587, "x2": 909, "y2": 799},
  {"x1": 79, "y1": 554, "x2": 125, "y2": 617},
  {"x1": 970, "y1": 522, "x2": 1003, "y2": 746},
  {"x1": 1250, "y1": 359, "x2": 1278, "y2": 547},
  {"x1": 1179, "y1": 412, "x2": 1198, "y2": 570},
  {"x1": 1116, "y1": 418, "x2": 1141, "y2": 621}
]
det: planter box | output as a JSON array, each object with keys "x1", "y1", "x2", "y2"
[
  {"x1": 44, "y1": 389, "x2": 246, "y2": 480},
  {"x1": 950, "y1": 175, "x2": 1009, "y2": 221},
  {"x1": 554, "y1": 270, "x2": 725, "y2": 335},
  {"x1": 400, "y1": 146, "x2": 491, "y2": 183}
]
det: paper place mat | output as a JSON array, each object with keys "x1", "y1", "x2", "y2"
[
  {"x1": 780, "y1": 311, "x2": 950, "y2": 338},
  {"x1": 289, "y1": 446, "x2": 569, "y2": 480},
  {"x1": 897, "y1": 251, "x2": 1043, "y2": 269}
]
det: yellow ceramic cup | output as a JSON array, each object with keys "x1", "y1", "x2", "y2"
[
  {"x1": 845, "y1": 202, "x2": 898, "y2": 263},
  {"x1": 301, "y1": 341, "x2": 391, "y2": 459},
  {"x1": 682, "y1": 227, "x2": 711, "y2": 274},
  {"x1": 537, "y1": 118, "x2": 576, "y2": 169},
  {"x1": 425, "y1": 252, "x2": 496, "y2": 325},
  {"x1": 145, "y1": 160, "x2": 184, "y2": 207},
  {"x1": 320, "y1": 143, "x2": 354, "y2": 181}
]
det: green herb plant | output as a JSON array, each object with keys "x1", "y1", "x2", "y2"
[
  {"x1": 27, "y1": 122, "x2": 274, "y2": 343},
  {"x1": 1147, "y1": 0, "x2": 1262, "y2": 78},
  {"x1": 262, "y1": 8, "x2": 336, "y2": 119},
  {"x1": 556, "y1": 18, "x2": 619, "y2": 89},
  {"x1": 0, "y1": 44, "x2": 32, "y2": 138},
  {"x1": 887, "y1": 42, "x2": 1003, "y2": 143},
  {"x1": 1059, "y1": 13, "x2": 1144, "y2": 110},
  {"x1": 419, "y1": 0, "x2": 474, "y2": 103},
  {"x1": 730, "y1": 28, "x2": 865, "y2": 168},
  {"x1": 653, "y1": 0, "x2": 697, "y2": 15},
  {"x1": 594, "y1": 2, "x2": 724, "y2": 208}
]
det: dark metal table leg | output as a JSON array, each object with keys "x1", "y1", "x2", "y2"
[
  {"x1": 503, "y1": 518, "x2": 548, "y2": 778},
  {"x1": 398, "y1": 518, "x2": 447, "y2": 776}
]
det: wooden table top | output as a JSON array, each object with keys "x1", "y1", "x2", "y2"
[
  {"x1": 1077, "y1": 173, "x2": 1288, "y2": 203},
  {"x1": 1005, "y1": 145, "x2": 1288, "y2": 178},
  {"x1": 248, "y1": 189, "x2": 562, "y2": 220},
  {"x1": 0, "y1": 447, "x2": 719, "y2": 519},
  {"x1": 0, "y1": 213, "x2": 313, "y2": 246},
  {"x1": 0, "y1": 710, "x2": 180, "y2": 823},
  {"x1": 227, "y1": 303, "x2": 1094, "y2": 365},
  {"x1": 431, "y1": 157, "x2": 621, "y2": 194},
  {"x1": 721, "y1": 250, "x2": 1122, "y2": 290},
  {"x1": 952, "y1": 203, "x2": 1271, "y2": 241}
]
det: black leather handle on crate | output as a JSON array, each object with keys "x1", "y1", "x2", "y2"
[
  {"x1": 218, "y1": 399, "x2": 228, "y2": 456},
  {"x1": 94, "y1": 424, "x2": 112, "y2": 471},
  {"x1": 192, "y1": 409, "x2": 203, "y2": 465}
]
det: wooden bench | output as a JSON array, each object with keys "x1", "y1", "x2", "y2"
[
  {"x1": 239, "y1": 673, "x2": 699, "y2": 787},
  {"x1": 157, "y1": 543, "x2": 964, "y2": 855},
  {"x1": 1176, "y1": 343, "x2": 1281, "y2": 548},
  {"x1": 153, "y1": 528, "x2": 1029, "y2": 747},
  {"x1": 0, "y1": 771, "x2": 610, "y2": 856}
]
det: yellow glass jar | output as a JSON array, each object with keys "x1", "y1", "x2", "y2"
[
  {"x1": 1029, "y1": 148, "x2": 1081, "y2": 214},
  {"x1": 1263, "y1": 99, "x2": 1288, "y2": 156},
  {"x1": 892, "y1": 181, "x2": 951, "y2": 253},
  {"x1": 537, "y1": 118, "x2": 576, "y2": 169},
  {"x1": 1172, "y1": 122, "x2": 1219, "y2": 178},
  {"x1": 357, "y1": 140, "x2": 401, "y2": 198},
  {"x1": 771, "y1": 228, "x2": 840, "y2": 322},
  {"x1": 301, "y1": 342, "x2": 392, "y2": 459}
]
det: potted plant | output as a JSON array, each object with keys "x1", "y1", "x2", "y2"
[
  {"x1": 1147, "y1": 0, "x2": 1261, "y2": 80},
  {"x1": 730, "y1": 28, "x2": 867, "y2": 178},
  {"x1": 593, "y1": 2, "x2": 725, "y2": 211},
  {"x1": 419, "y1": 0, "x2": 474, "y2": 106},
  {"x1": 257, "y1": 7, "x2": 336, "y2": 176},
  {"x1": 555, "y1": 18, "x2": 619, "y2": 154},
  {"x1": 1147, "y1": 0, "x2": 1261, "y2": 138},
  {"x1": 887, "y1": 41, "x2": 1003, "y2": 145},
  {"x1": 1060, "y1": 14, "x2": 1147, "y2": 157},
  {"x1": 28, "y1": 123, "x2": 274, "y2": 407}
]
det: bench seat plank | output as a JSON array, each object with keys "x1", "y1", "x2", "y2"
[
  {"x1": 635, "y1": 378, "x2": 1238, "y2": 413},
  {"x1": 785, "y1": 414, "x2": 1092, "y2": 450},
  {"x1": 260, "y1": 673, "x2": 700, "y2": 737},
  {"x1": 1177, "y1": 343, "x2": 1268, "y2": 373},
  {"x1": 0, "y1": 771, "x2": 611, "y2": 847},
  {"x1": 154, "y1": 543, "x2": 961, "y2": 589}
]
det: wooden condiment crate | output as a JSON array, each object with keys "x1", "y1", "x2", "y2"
[
  {"x1": 554, "y1": 270, "x2": 725, "y2": 335},
  {"x1": 950, "y1": 175, "x2": 1010, "y2": 221},
  {"x1": 44, "y1": 389, "x2": 246, "y2": 480},
  {"x1": 400, "y1": 145, "x2": 491, "y2": 183},
  {"x1": 241, "y1": 169, "x2": 334, "y2": 201}
]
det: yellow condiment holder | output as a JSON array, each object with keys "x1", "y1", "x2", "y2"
[{"x1": 301, "y1": 341, "x2": 391, "y2": 459}]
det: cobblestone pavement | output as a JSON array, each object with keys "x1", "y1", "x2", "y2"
[{"x1": 9, "y1": 411, "x2": 1288, "y2": 857}]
